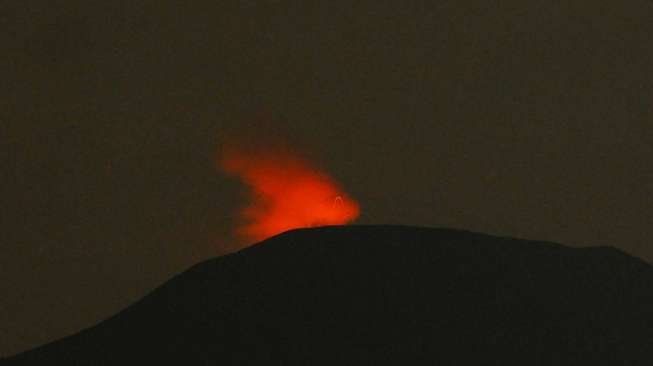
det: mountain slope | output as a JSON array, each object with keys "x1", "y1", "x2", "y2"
[{"x1": 3, "y1": 225, "x2": 652, "y2": 365}]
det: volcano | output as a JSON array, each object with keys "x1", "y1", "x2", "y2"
[{"x1": 2, "y1": 225, "x2": 652, "y2": 365}]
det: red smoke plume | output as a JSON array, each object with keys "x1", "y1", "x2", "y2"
[{"x1": 219, "y1": 144, "x2": 360, "y2": 242}]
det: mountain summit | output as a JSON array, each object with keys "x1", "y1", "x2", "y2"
[{"x1": 3, "y1": 225, "x2": 652, "y2": 365}]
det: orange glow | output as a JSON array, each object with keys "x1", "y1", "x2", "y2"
[{"x1": 219, "y1": 144, "x2": 360, "y2": 242}]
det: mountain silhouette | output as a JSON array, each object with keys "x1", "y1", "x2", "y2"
[{"x1": 2, "y1": 225, "x2": 652, "y2": 365}]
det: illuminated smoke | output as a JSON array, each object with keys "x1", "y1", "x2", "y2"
[{"x1": 219, "y1": 144, "x2": 360, "y2": 242}]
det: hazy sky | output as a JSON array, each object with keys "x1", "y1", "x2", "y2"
[{"x1": 2, "y1": 0, "x2": 652, "y2": 356}]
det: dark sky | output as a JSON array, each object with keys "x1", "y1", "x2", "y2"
[{"x1": 2, "y1": 0, "x2": 652, "y2": 357}]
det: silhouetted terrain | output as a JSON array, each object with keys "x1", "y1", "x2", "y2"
[{"x1": 3, "y1": 225, "x2": 652, "y2": 365}]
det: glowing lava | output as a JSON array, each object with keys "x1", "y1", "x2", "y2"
[{"x1": 219, "y1": 144, "x2": 360, "y2": 242}]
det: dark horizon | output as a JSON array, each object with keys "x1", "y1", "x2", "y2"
[
  {"x1": 4, "y1": 225, "x2": 652, "y2": 364},
  {"x1": 2, "y1": 0, "x2": 653, "y2": 357}
]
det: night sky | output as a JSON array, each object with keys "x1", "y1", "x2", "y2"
[{"x1": 2, "y1": 0, "x2": 652, "y2": 357}]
